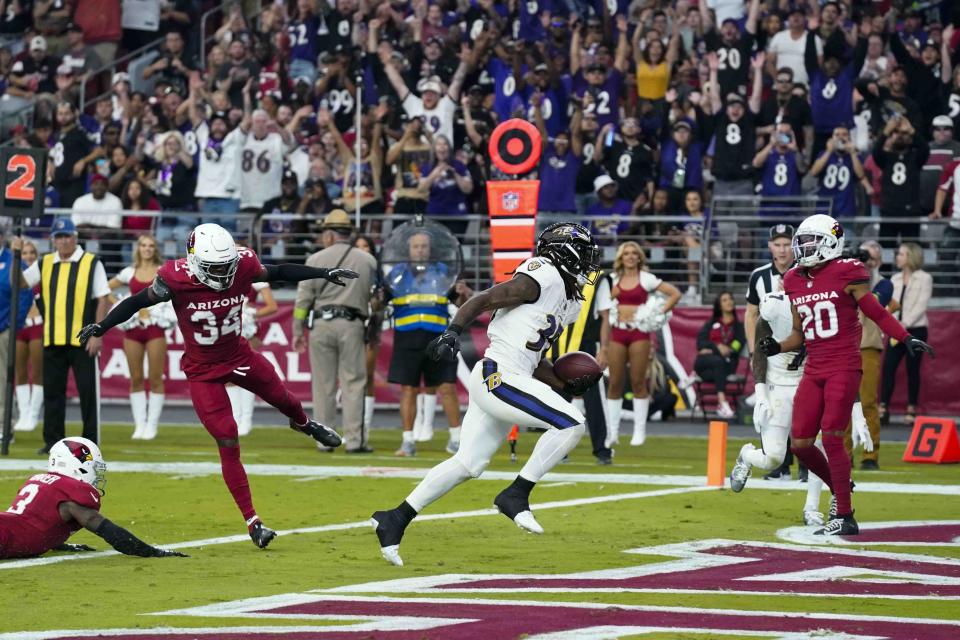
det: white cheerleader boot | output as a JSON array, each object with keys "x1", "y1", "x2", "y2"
[
  {"x1": 237, "y1": 388, "x2": 255, "y2": 436},
  {"x1": 13, "y1": 384, "x2": 32, "y2": 431},
  {"x1": 130, "y1": 390, "x2": 148, "y2": 439},
  {"x1": 142, "y1": 393, "x2": 164, "y2": 440},
  {"x1": 630, "y1": 398, "x2": 650, "y2": 446},
  {"x1": 605, "y1": 398, "x2": 623, "y2": 448}
]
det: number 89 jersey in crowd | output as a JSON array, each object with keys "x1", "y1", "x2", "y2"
[
  {"x1": 783, "y1": 257, "x2": 869, "y2": 376},
  {"x1": 155, "y1": 248, "x2": 265, "y2": 381},
  {"x1": 484, "y1": 257, "x2": 581, "y2": 376}
]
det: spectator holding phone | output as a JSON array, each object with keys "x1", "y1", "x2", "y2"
[{"x1": 811, "y1": 126, "x2": 871, "y2": 218}]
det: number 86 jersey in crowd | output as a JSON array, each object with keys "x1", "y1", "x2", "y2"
[
  {"x1": 484, "y1": 257, "x2": 581, "y2": 376},
  {"x1": 155, "y1": 248, "x2": 265, "y2": 381},
  {"x1": 783, "y1": 257, "x2": 870, "y2": 376}
]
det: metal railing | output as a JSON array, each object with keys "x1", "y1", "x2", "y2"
[{"x1": 15, "y1": 207, "x2": 960, "y2": 307}]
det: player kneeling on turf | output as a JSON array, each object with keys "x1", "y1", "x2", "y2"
[
  {"x1": 371, "y1": 223, "x2": 603, "y2": 566},
  {"x1": 78, "y1": 224, "x2": 358, "y2": 549},
  {"x1": 0, "y1": 437, "x2": 185, "y2": 559}
]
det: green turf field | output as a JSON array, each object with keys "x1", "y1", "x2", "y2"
[{"x1": 1, "y1": 423, "x2": 959, "y2": 639}]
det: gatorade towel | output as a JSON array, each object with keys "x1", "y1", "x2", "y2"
[{"x1": 486, "y1": 180, "x2": 540, "y2": 283}]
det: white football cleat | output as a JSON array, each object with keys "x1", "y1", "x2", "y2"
[
  {"x1": 803, "y1": 510, "x2": 825, "y2": 526},
  {"x1": 729, "y1": 444, "x2": 754, "y2": 493},
  {"x1": 379, "y1": 543, "x2": 403, "y2": 567},
  {"x1": 513, "y1": 510, "x2": 544, "y2": 535}
]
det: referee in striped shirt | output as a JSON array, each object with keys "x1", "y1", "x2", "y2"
[
  {"x1": 15, "y1": 218, "x2": 111, "y2": 454},
  {"x1": 744, "y1": 223, "x2": 802, "y2": 480}
]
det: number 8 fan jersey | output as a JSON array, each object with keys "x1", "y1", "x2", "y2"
[
  {"x1": 156, "y1": 249, "x2": 264, "y2": 381},
  {"x1": 783, "y1": 258, "x2": 870, "y2": 375}
]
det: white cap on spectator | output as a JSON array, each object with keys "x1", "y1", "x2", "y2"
[
  {"x1": 421, "y1": 79, "x2": 443, "y2": 95},
  {"x1": 56, "y1": 63, "x2": 73, "y2": 76},
  {"x1": 594, "y1": 174, "x2": 616, "y2": 193},
  {"x1": 112, "y1": 71, "x2": 130, "y2": 85},
  {"x1": 933, "y1": 115, "x2": 953, "y2": 128},
  {"x1": 30, "y1": 36, "x2": 47, "y2": 52}
]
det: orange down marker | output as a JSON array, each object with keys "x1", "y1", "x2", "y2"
[{"x1": 707, "y1": 421, "x2": 728, "y2": 487}]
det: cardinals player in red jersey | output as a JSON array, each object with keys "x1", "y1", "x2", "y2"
[
  {"x1": 758, "y1": 215, "x2": 933, "y2": 536},
  {"x1": 79, "y1": 224, "x2": 358, "y2": 549},
  {"x1": 1, "y1": 437, "x2": 185, "y2": 559}
]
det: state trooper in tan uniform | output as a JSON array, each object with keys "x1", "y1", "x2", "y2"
[{"x1": 293, "y1": 210, "x2": 378, "y2": 453}]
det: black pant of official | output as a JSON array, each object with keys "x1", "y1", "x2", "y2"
[
  {"x1": 43, "y1": 346, "x2": 100, "y2": 448},
  {"x1": 579, "y1": 341, "x2": 611, "y2": 461}
]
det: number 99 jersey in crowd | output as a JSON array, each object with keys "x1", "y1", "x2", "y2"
[
  {"x1": 155, "y1": 247, "x2": 265, "y2": 381},
  {"x1": 484, "y1": 257, "x2": 581, "y2": 376},
  {"x1": 783, "y1": 257, "x2": 869, "y2": 376}
]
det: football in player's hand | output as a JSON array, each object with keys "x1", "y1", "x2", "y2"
[{"x1": 553, "y1": 351, "x2": 602, "y2": 382}]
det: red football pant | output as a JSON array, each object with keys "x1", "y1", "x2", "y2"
[
  {"x1": 790, "y1": 369, "x2": 861, "y2": 516},
  {"x1": 189, "y1": 350, "x2": 310, "y2": 522}
]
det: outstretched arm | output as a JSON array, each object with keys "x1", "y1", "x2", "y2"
[
  {"x1": 257, "y1": 263, "x2": 359, "y2": 286},
  {"x1": 77, "y1": 283, "x2": 167, "y2": 345},
  {"x1": 60, "y1": 502, "x2": 186, "y2": 558},
  {"x1": 426, "y1": 274, "x2": 540, "y2": 361},
  {"x1": 851, "y1": 281, "x2": 933, "y2": 356}
]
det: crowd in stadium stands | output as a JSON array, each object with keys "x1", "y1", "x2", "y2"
[{"x1": 0, "y1": 1, "x2": 958, "y2": 272}]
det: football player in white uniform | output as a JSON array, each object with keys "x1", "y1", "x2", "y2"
[
  {"x1": 370, "y1": 223, "x2": 603, "y2": 566},
  {"x1": 730, "y1": 289, "x2": 873, "y2": 525}
]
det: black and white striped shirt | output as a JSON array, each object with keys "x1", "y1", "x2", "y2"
[{"x1": 746, "y1": 262, "x2": 789, "y2": 307}]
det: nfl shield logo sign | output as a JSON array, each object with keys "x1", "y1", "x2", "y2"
[{"x1": 502, "y1": 191, "x2": 520, "y2": 211}]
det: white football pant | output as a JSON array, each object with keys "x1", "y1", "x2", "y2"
[
  {"x1": 407, "y1": 359, "x2": 586, "y2": 512},
  {"x1": 742, "y1": 383, "x2": 797, "y2": 470}
]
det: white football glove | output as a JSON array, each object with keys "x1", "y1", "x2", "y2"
[
  {"x1": 851, "y1": 401, "x2": 874, "y2": 452},
  {"x1": 752, "y1": 383, "x2": 771, "y2": 434}
]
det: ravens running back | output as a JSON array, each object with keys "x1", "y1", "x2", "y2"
[{"x1": 370, "y1": 223, "x2": 603, "y2": 566}]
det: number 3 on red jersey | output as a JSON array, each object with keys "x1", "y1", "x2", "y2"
[{"x1": 797, "y1": 301, "x2": 839, "y2": 340}]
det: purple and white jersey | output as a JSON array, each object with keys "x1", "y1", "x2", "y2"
[{"x1": 573, "y1": 68, "x2": 623, "y2": 129}]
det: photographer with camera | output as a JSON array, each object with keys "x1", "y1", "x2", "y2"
[
  {"x1": 753, "y1": 123, "x2": 806, "y2": 201},
  {"x1": 142, "y1": 31, "x2": 195, "y2": 97},
  {"x1": 811, "y1": 126, "x2": 871, "y2": 218}
]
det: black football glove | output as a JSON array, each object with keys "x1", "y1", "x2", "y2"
[
  {"x1": 324, "y1": 268, "x2": 360, "y2": 286},
  {"x1": 904, "y1": 335, "x2": 935, "y2": 358},
  {"x1": 426, "y1": 324, "x2": 463, "y2": 362},
  {"x1": 757, "y1": 336, "x2": 782, "y2": 357},
  {"x1": 54, "y1": 543, "x2": 97, "y2": 553},
  {"x1": 151, "y1": 547, "x2": 189, "y2": 558},
  {"x1": 563, "y1": 373, "x2": 601, "y2": 397},
  {"x1": 77, "y1": 323, "x2": 105, "y2": 346}
]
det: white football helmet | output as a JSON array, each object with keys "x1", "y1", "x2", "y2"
[
  {"x1": 187, "y1": 223, "x2": 239, "y2": 291},
  {"x1": 792, "y1": 214, "x2": 844, "y2": 267},
  {"x1": 48, "y1": 437, "x2": 107, "y2": 494}
]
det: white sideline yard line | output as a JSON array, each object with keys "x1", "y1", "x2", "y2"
[
  {"x1": 0, "y1": 485, "x2": 710, "y2": 571},
  {"x1": 0, "y1": 459, "x2": 957, "y2": 495}
]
